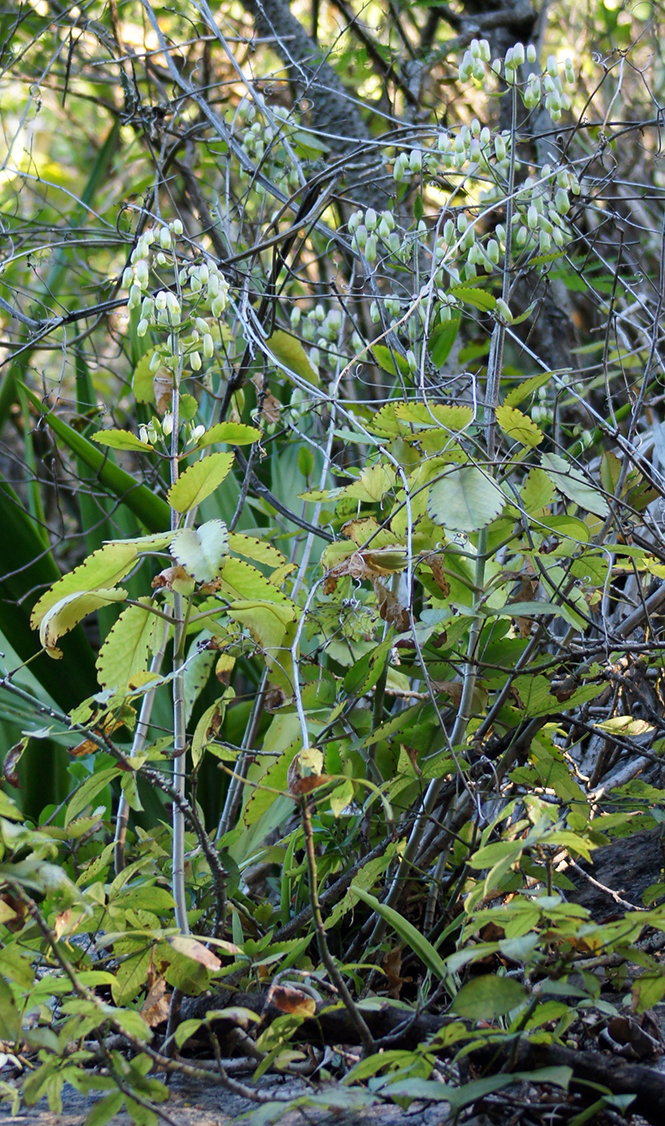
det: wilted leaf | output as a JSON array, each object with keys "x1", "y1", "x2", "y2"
[
  {"x1": 3, "y1": 737, "x2": 29, "y2": 787},
  {"x1": 140, "y1": 977, "x2": 171, "y2": 1027},
  {"x1": 40, "y1": 588, "x2": 128, "y2": 657},
  {"x1": 373, "y1": 579, "x2": 410, "y2": 632}
]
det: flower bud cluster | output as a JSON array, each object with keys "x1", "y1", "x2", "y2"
[
  {"x1": 523, "y1": 55, "x2": 573, "y2": 120},
  {"x1": 138, "y1": 413, "x2": 205, "y2": 450},
  {"x1": 120, "y1": 221, "x2": 230, "y2": 380},
  {"x1": 458, "y1": 38, "x2": 492, "y2": 86},
  {"x1": 348, "y1": 207, "x2": 399, "y2": 260},
  {"x1": 236, "y1": 104, "x2": 301, "y2": 191}
]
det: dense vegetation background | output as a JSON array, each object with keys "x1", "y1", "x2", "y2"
[{"x1": 2, "y1": 0, "x2": 665, "y2": 1122}]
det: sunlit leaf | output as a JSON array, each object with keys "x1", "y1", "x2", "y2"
[
  {"x1": 167, "y1": 452, "x2": 235, "y2": 513},
  {"x1": 428, "y1": 465, "x2": 505, "y2": 531}
]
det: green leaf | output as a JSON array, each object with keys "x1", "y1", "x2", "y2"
[
  {"x1": 450, "y1": 285, "x2": 496, "y2": 311},
  {"x1": 39, "y1": 589, "x2": 128, "y2": 657},
  {"x1": 132, "y1": 350, "x2": 158, "y2": 403},
  {"x1": 428, "y1": 465, "x2": 505, "y2": 531},
  {"x1": 197, "y1": 422, "x2": 262, "y2": 447},
  {"x1": 343, "y1": 639, "x2": 392, "y2": 695},
  {"x1": 350, "y1": 885, "x2": 451, "y2": 982},
  {"x1": 329, "y1": 780, "x2": 355, "y2": 817},
  {"x1": 0, "y1": 978, "x2": 19, "y2": 1042},
  {"x1": 179, "y1": 394, "x2": 198, "y2": 421},
  {"x1": 451, "y1": 975, "x2": 528, "y2": 1019},
  {"x1": 83, "y1": 1090, "x2": 125, "y2": 1126},
  {"x1": 167, "y1": 452, "x2": 235, "y2": 513},
  {"x1": 91, "y1": 429, "x2": 153, "y2": 452},
  {"x1": 170, "y1": 520, "x2": 229, "y2": 582},
  {"x1": 541, "y1": 452, "x2": 610, "y2": 518},
  {"x1": 96, "y1": 598, "x2": 161, "y2": 690},
  {"x1": 428, "y1": 314, "x2": 461, "y2": 367},
  {"x1": 65, "y1": 768, "x2": 121, "y2": 828},
  {"x1": 174, "y1": 1018, "x2": 205, "y2": 1049},
  {"x1": 266, "y1": 330, "x2": 319, "y2": 386},
  {"x1": 372, "y1": 345, "x2": 411, "y2": 377},
  {"x1": 495, "y1": 404, "x2": 543, "y2": 447}
]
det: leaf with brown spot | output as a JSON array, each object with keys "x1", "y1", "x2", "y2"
[
  {"x1": 153, "y1": 372, "x2": 173, "y2": 414},
  {"x1": 69, "y1": 738, "x2": 98, "y2": 757},
  {"x1": 404, "y1": 746, "x2": 422, "y2": 777},
  {"x1": 267, "y1": 984, "x2": 316, "y2": 1017},
  {"x1": 168, "y1": 936, "x2": 222, "y2": 971}
]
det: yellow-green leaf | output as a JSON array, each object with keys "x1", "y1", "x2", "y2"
[
  {"x1": 91, "y1": 429, "x2": 153, "y2": 452},
  {"x1": 40, "y1": 589, "x2": 128, "y2": 658},
  {"x1": 132, "y1": 349, "x2": 159, "y2": 403},
  {"x1": 228, "y1": 533, "x2": 286, "y2": 568},
  {"x1": 167, "y1": 452, "x2": 235, "y2": 513},
  {"x1": 96, "y1": 598, "x2": 161, "y2": 690},
  {"x1": 31, "y1": 542, "x2": 140, "y2": 629},
  {"x1": 197, "y1": 422, "x2": 262, "y2": 448},
  {"x1": 428, "y1": 465, "x2": 505, "y2": 531},
  {"x1": 495, "y1": 403, "x2": 543, "y2": 447}
]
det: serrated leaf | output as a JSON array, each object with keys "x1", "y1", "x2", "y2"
[
  {"x1": 170, "y1": 520, "x2": 229, "y2": 582},
  {"x1": 167, "y1": 452, "x2": 235, "y2": 513},
  {"x1": 394, "y1": 401, "x2": 474, "y2": 432},
  {"x1": 495, "y1": 403, "x2": 543, "y2": 447},
  {"x1": 228, "y1": 533, "x2": 286, "y2": 568},
  {"x1": 450, "y1": 285, "x2": 496, "y2": 311},
  {"x1": 372, "y1": 345, "x2": 411, "y2": 377},
  {"x1": 266, "y1": 330, "x2": 319, "y2": 386},
  {"x1": 520, "y1": 468, "x2": 555, "y2": 513},
  {"x1": 541, "y1": 452, "x2": 609, "y2": 518},
  {"x1": 504, "y1": 372, "x2": 552, "y2": 406},
  {"x1": 451, "y1": 975, "x2": 528, "y2": 1019},
  {"x1": 343, "y1": 464, "x2": 393, "y2": 502},
  {"x1": 91, "y1": 429, "x2": 153, "y2": 452},
  {"x1": 197, "y1": 422, "x2": 262, "y2": 448},
  {"x1": 219, "y1": 558, "x2": 294, "y2": 606},
  {"x1": 96, "y1": 598, "x2": 160, "y2": 690},
  {"x1": 31, "y1": 542, "x2": 141, "y2": 629},
  {"x1": 428, "y1": 465, "x2": 504, "y2": 531},
  {"x1": 132, "y1": 350, "x2": 158, "y2": 403},
  {"x1": 40, "y1": 589, "x2": 128, "y2": 657}
]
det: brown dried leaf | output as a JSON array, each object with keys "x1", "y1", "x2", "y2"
[
  {"x1": 373, "y1": 579, "x2": 409, "y2": 632},
  {"x1": 3, "y1": 737, "x2": 28, "y2": 787},
  {"x1": 429, "y1": 556, "x2": 450, "y2": 597},
  {"x1": 53, "y1": 909, "x2": 72, "y2": 941},
  {"x1": 69, "y1": 738, "x2": 98, "y2": 758},
  {"x1": 264, "y1": 686, "x2": 287, "y2": 712},
  {"x1": 267, "y1": 984, "x2": 316, "y2": 1017},
  {"x1": 382, "y1": 945, "x2": 412, "y2": 999},
  {"x1": 433, "y1": 680, "x2": 463, "y2": 707},
  {"x1": 261, "y1": 391, "x2": 281, "y2": 425},
  {"x1": 141, "y1": 976, "x2": 172, "y2": 1027},
  {"x1": 403, "y1": 746, "x2": 422, "y2": 777},
  {"x1": 215, "y1": 653, "x2": 236, "y2": 685},
  {"x1": 153, "y1": 372, "x2": 173, "y2": 415}
]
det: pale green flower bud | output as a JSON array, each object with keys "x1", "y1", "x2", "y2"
[
  {"x1": 547, "y1": 55, "x2": 559, "y2": 77},
  {"x1": 290, "y1": 307, "x2": 301, "y2": 328},
  {"x1": 171, "y1": 219, "x2": 183, "y2": 236},
  {"x1": 496, "y1": 299, "x2": 513, "y2": 322},
  {"x1": 190, "y1": 350, "x2": 202, "y2": 372},
  {"x1": 128, "y1": 284, "x2": 142, "y2": 310},
  {"x1": 203, "y1": 333, "x2": 214, "y2": 358},
  {"x1": 159, "y1": 227, "x2": 172, "y2": 250},
  {"x1": 409, "y1": 149, "x2": 422, "y2": 172},
  {"x1": 527, "y1": 44, "x2": 537, "y2": 63},
  {"x1": 365, "y1": 235, "x2": 378, "y2": 263},
  {"x1": 122, "y1": 266, "x2": 134, "y2": 290},
  {"x1": 365, "y1": 208, "x2": 378, "y2": 230},
  {"x1": 137, "y1": 319, "x2": 149, "y2": 337},
  {"x1": 162, "y1": 412, "x2": 174, "y2": 436}
]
